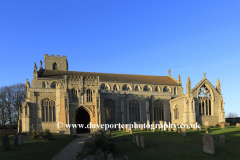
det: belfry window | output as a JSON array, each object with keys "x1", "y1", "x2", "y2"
[
  {"x1": 52, "y1": 62, "x2": 58, "y2": 70},
  {"x1": 86, "y1": 89, "x2": 93, "y2": 102},
  {"x1": 41, "y1": 99, "x2": 56, "y2": 122},
  {"x1": 129, "y1": 100, "x2": 140, "y2": 122},
  {"x1": 104, "y1": 99, "x2": 115, "y2": 122},
  {"x1": 198, "y1": 85, "x2": 211, "y2": 116},
  {"x1": 153, "y1": 100, "x2": 164, "y2": 121}
]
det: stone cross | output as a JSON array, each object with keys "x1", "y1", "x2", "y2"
[
  {"x1": 168, "y1": 69, "x2": 171, "y2": 76},
  {"x1": 204, "y1": 73, "x2": 206, "y2": 78},
  {"x1": 202, "y1": 134, "x2": 215, "y2": 154}
]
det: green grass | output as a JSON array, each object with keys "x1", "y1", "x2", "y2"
[
  {"x1": 111, "y1": 126, "x2": 240, "y2": 160},
  {"x1": 0, "y1": 134, "x2": 75, "y2": 160}
]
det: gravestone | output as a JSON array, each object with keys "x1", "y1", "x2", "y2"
[
  {"x1": 219, "y1": 135, "x2": 226, "y2": 143},
  {"x1": 174, "y1": 128, "x2": 177, "y2": 132},
  {"x1": 168, "y1": 127, "x2": 171, "y2": 132},
  {"x1": 206, "y1": 131, "x2": 208, "y2": 133},
  {"x1": 202, "y1": 134, "x2": 215, "y2": 154},
  {"x1": 140, "y1": 136, "x2": 145, "y2": 148},
  {"x1": 210, "y1": 121, "x2": 215, "y2": 128},
  {"x1": 130, "y1": 130, "x2": 132, "y2": 134},
  {"x1": 19, "y1": 134, "x2": 23, "y2": 145},
  {"x1": 181, "y1": 128, "x2": 186, "y2": 136},
  {"x1": 197, "y1": 125, "x2": 201, "y2": 132},
  {"x1": 119, "y1": 126, "x2": 121, "y2": 131},
  {"x1": 221, "y1": 123, "x2": 225, "y2": 129},
  {"x1": 136, "y1": 135, "x2": 140, "y2": 147},
  {"x1": 161, "y1": 129, "x2": 164, "y2": 134},
  {"x1": 205, "y1": 125, "x2": 209, "y2": 131},
  {"x1": 132, "y1": 134, "x2": 136, "y2": 143},
  {"x1": 236, "y1": 123, "x2": 240, "y2": 127},
  {"x1": 2, "y1": 135, "x2": 10, "y2": 151},
  {"x1": 178, "y1": 129, "x2": 181, "y2": 133},
  {"x1": 14, "y1": 134, "x2": 19, "y2": 147}
]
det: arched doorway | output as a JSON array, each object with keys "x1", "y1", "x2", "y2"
[{"x1": 75, "y1": 108, "x2": 90, "y2": 133}]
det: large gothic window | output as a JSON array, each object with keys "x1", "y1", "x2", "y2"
[
  {"x1": 69, "y1": 89, "x2": 78, "y2": 102},
  {"x1": 41, "y1": 99, "x2": 56, "y2": 122},
  {"x1": 174, "y1": 105, "x2": 179, "y2": 119},
  {"x1": 129, "y1": 100, "x2": 140, "y2": 122},
  {"x1": 52, "y1": 62, "x2": 58, "y2": 70},
  {"x1": 86, "y1": 89, "x2": 93, "y2": 102},
  {"x1": 50, "y1": 81, "x2": 56, "y2": 89},
  {"x1": 198, "y1": 84, "x2": 211, "y2": 115},
  {"x1": 153, "y1": 100, "x2": 164, "y2": 121},
  {"x1": 104, "y1": 99, "x2": 115, "y2": 122}
]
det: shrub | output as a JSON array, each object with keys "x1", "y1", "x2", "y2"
[
  {"x1": 76, "y1": 131, "x2": 115, "y2": 160},
  {"x1": 27, "y1": 129, "x2": 53, "y2": 140}
]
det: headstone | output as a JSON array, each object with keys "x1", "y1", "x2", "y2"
[
  {"x1": 136, "y1": 135, "x2": 140, "y2": 147},
  {"x1": 197, "y1": 125, "x2": 201, "y2": 132},
  {"x1": 14, "y1": 134, "x2": 19, "y2": 147},
  {"x1": 119, "y1": 126, "x2": 121, "y2": 131},
  {"x1": 161, "y1": 129, "x2": 164, "y2": 134},
  {"x1": 2, "y1": 135, "x2": 10, "y2": 151},
  {"x1": 221, "y1": 123, "x2": 225, "y2": 129},
  {"x1": 168, "y1": 127, "x2": 171, "y2": 132},
  {"x1": 132, "y1": 134, "x2": 136, "y2": 143},
  {"x1": 206, "y1": 131, "x2": 208, "y2": 133},
  {"x1": 130, "y1": 130, "x2": 133, "y2": 134},
  {"x1": 19, "y1": 134, "x2": 23, "y2": 145},
  {"x1": 210, "y1": 121, "x2": 215, "y2": 127},
  {"x1": 181, "y1": 128, "x2": 186, "y2": 136},
  {"x1": 174, "y1": 128, "x2": 177, "y2": 132},
  {"x1": 178, "y1": 129, "x2": 181, "y2": 133},
  {"x1": 236, "y1": 123, "x2": 240, "y2": 127},
  {"x1": 140, "y1": 136, "x2": 145, "y2": 148},
  {"x1": 202, "y1": 134, "x2": 215, "y2": 154},
  {"x1": 205, "y1": 125, "x2": 209, "y2": 131},
  {"x1": 153, "y1": 129, "x2": 155, "y2": 132},
  {"x1": 219, "y1": 135, "x2": 226, "y2": 143}
]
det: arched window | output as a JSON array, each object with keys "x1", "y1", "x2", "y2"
[
  {"x1": 198, "y1": 84, "x2": 211, "y2": 115},
  {"x1": 174, "y1": 87, "x2": 177, "y2": 95},
  {"x1": 122, "y1": 84, "x2": 131, "y2": 91},
  {"x1": 129, "y1": 100, "x2": 140, "y2": 122},
  {"x1": 42, "y1": 81, "x2": 46, "y2": 88},
  {"x1": 50, "y1": 81, "x2": 56, "y2": 89},
  {"x1": 135, "y1": 85, "x2": 140, "y2": 91},
  {"x1": 144, "y1": 85, "x2": 151, "y2": 91},
  {"x1": 52, "y1": 62, "x2": 58, "y2": 70},
  {"x1": 41, "y1": 99, "x2": 56, "y2": 122},
  {"x1": 155, "y1": 86, "x2": 160, "y2": 92},
  {"x1": 153, "y1": 100, "x2": 164, "y2": 121},
  {"x1": 86, "y1": 89, "x2": 93, "y2": 102},
  {"x1": 113, "y1": 84, "x2": 119, "y2": 91},
  {"x1": 174, "y1": 106, "x2": 179, "y2": 119},
  {"x1": 100, "y1": 83, "x2": 110, "y2": 90},
  {"x1": 163, "y1": 86, "x2": 170, "y2": 92},
  {"x1": 104, "y1": 99, "x2": 115, "y2": 122},
  {"x1": 69, "y1": 89, "x2": 78, "y2": 102}
]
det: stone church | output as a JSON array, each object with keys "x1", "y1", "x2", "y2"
[{"x1": 18, "y1": 54, "x2": 225, "y2": 134}]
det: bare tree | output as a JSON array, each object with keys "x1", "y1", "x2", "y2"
[
  {"x1": 0, "y1": 83, "x2": 25, "y2": 129},
  {"x1": 227, "y1": 112, "x2": 239, "y2": 118}
]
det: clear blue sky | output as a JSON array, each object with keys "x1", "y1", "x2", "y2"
[{"x1": 0, "y1": 1, "x2": 239, "y2": 116}]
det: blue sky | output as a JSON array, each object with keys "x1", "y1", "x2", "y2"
[{"x1": 0, "y1": 1, "x2": 239, "y2": 116}]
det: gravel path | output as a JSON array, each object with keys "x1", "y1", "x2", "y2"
[{"x1": 51, "y1": 133, "x2": 89, "y2": 160}]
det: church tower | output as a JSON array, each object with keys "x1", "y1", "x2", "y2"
[{"x1": 44, "y1": 54, "x2": 68, "y2": 71}]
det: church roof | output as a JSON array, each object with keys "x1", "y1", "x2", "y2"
[{"x1": 38, "y1": 69, "x2": 179, "y2": 85}]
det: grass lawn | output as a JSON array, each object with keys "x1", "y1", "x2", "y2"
[
  {"x1": 0, "y1": 134, "x2": 75, "y2": 160},
  {"x1": 111, "y1": 126, "x2": 240, "y2": 160}
]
